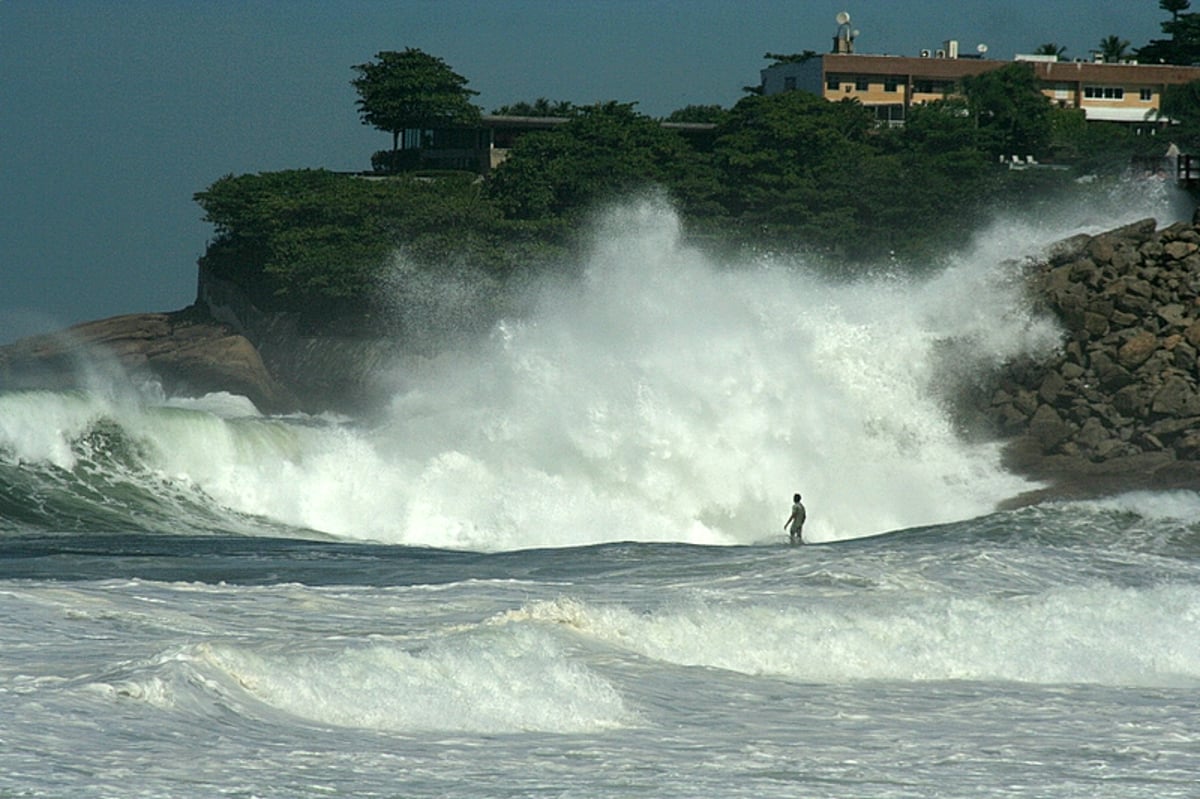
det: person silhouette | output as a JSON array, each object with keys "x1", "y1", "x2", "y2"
[{"x1": 784, "y1": 493, "x2": 806, "y2": 544}]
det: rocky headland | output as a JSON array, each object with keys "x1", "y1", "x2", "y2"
[
  {"x1": 0, "y1": 308, "x2": 295, "y2": 413},
  {"x1": 0, "y1": 268, "x2": 399, "y2": 415},
  {"x1": 5, "y1": 218, "x2": 1200, "y2": 502}
]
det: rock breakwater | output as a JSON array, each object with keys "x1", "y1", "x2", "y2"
[{"x1": 989, "y1": 217, "x2": 1200, "y2": 503}]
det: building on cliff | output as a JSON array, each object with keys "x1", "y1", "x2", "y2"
[
  {"x1": 383, "y1": 115, "x2": 716, "y2": 176},
  {"x1": 761, "y1": 14, "x2": 1200, "y2": 130}
]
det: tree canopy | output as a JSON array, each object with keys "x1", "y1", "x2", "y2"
[
  {"x1": 663, "y1": 104, "x2": 729, "y2": 124},
  {"x1": 491, "y1": 98, "x2": 576, "y2": 117},
  {"x1": 764, "y1": 51, "x2": 820, "y2": 65},
  {"x1": 486, "y1": 102, "x2": 705, "y2": 221},
  {"x1": 1160, "y1": 79, "x2": 1200, "y2": 148},
  {"x1": 1162, "y1": 0, "x2": 1191, "y2": 22},
  {"x1": 961, "y1": 63, "x2": 1053, "y2": 159},
  {"x1": 351, "y1": 49, "x2": 481, "y2": 152},
  {"x1": 1032, "y1": 43, "x2": 1067, "y2": 58},
  {"x1": 194, "y1": 169, "x2": 532, "y2": 318},
  {"x1": 1138, "y1": 6, "x2": 1200, "y2": 64},
  {"x1": 196, "y1": 46, "x2": 1178, "y2": 329},
  {"x1": 1098, "y1": 35, "x2": 1132, "y2": 62}
]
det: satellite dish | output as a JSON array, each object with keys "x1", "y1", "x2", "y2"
[
  {"x1": 977, "y1": 43, "x2": 989, "y2": 54},
  {"x1": 851, "y1": 29, "x2": 860, "y2": 39},
  {"x1": 836, "y1": 11, "x2": 850, "y2": 25}
]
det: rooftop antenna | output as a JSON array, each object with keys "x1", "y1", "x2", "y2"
[{"x1": 833, "y1": 11, "x2": 856, "y2": 54}]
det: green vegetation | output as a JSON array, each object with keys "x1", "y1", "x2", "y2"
[
  {"x1": 488, "y1": 102, "x2": 707, "y2": 221},
  {"x1": 491, "y1": 98, "x2": 576, "y2": 117},
  {"x1": 961, "y1": 63, "x2": 1054, "y2": 158},
  {"x1": 196, "y1": 35, "x2": 1198, "y2": 331},
  {"x1": 194, "y1": 170, "x2": 557, "y2": 325},
  {"x1": 1098, "y1": 35, "x2": 1132, "y2": 63},
  {"x1": 351, "y1": 49, "x2": 481, "y2": 173},
  {"x1": 1032, "y1": 43, "x2": 1068, "y2": 58},
  {"x1": 1139, "y1": 0, "x2": 1200, "y2": 63},
  {"x1": 1161, "y1": 79, "x2": 1200, "y2": 149}
]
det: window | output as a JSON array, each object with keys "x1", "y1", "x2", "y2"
[
  {"x1": 855, "y1": 76, "x2": 870, "y2": 92},
  {"x1": 1140, "y1": 88, "x2": 1153, "y2": 102},
  {"x1": 826, "y1": 74, "x2": 841, "y2": 91},
  {"x1": 1084, "y1": 86, "x2": 1125, "y2": 100},
  {"x1": 912, "y1": 79, "x2": 952, "y2": 95},
  {"x1": 873, "y1": 104, "x2": 905, "y2": 126},
  {"x1": 784, "y1": 76, "x2": 796, "y2": 91},
  {"x1": 883, "y1": 77, "x2": 900, "y2": 93}
]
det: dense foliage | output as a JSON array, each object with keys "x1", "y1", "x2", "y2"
[
  {"x1": 194, "y1": 170, "x2": 556, "y2": 321},
  {"x1": 196, "y1": 42, "x2": 1196, "y2": 330},
  {"x1": 351, "y1": 49, "x2": 481, "y2": 152},
  {"x1": 491, "y1": 98, "x2": 576, "y2": 117},
  {"x1": 487, "y1": 102, "x2": 709, "y2": 220}
]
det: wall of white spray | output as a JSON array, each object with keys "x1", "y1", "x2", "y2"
[
  {"x1": 2, "y1": 182, "x2": 1190, "y2": 550},
  {"x1": 363, "y1": 196, "x2": 1076, "y2": 548}
]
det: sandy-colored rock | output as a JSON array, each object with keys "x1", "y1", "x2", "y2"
[{"x1": 0, "y1": 310, "x2": 294, "y2": 412}]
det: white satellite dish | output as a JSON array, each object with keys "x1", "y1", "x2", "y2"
[
  {"x1": 977, "y1": 43, "x2": 989, "y2": 54},
  {"x1": 836, "y1": 11, "x2": 851, "y2": 25}
]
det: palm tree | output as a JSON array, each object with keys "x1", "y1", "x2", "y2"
[
  {"x1": 1098, "y1": 34, "x2": 1131, "y2": 63},
  {"x1": 1033, "y1": 43, "x2": 1067, "y2": 59}
]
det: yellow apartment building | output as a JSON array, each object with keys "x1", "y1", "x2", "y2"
[{"x1": 761, "y1": 46, "x2": 1200, "y2": 129}]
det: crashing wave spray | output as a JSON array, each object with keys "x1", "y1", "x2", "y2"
[
  {"x1": 3, "y1": 185, "x2": 1189, "y2": 549},
  {"x1": 367, "y1": 197, "x2": 1068, "y2": 547}
]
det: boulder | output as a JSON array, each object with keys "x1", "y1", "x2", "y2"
[
  {"x1": 1027, "y1": 404, "x2": 1075, "y2": 452},
  {"x1": 1116, "y1": 331, "x2": 1158, "y2": 369},
  {"x1": 985, "y1": 217, "x2": 1200, "y2": 495},
  {"x1": 1164, "y1": 240, "x2": 1199, "y2": 260},
  {"x1": 1151, "y1": 376, "x2": 1200, "y2": 417},
  {"x1": 0, "y1": 310, "x2": 295, "y2": 413}
]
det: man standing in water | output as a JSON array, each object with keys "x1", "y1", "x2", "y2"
[{"x1": 784, "y1": 493, "x2": 806, "y2": 544}]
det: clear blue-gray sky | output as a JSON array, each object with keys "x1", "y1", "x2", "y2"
[{"x1": 0, "y1": 1, "x2": 1169, "y2": 342}]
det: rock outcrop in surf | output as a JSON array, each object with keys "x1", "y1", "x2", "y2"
[
  {"x1": 989, "y1": 216, "x2": 1200, "y2": 501},
  {"x1": 0, "y1": 310, "x2": 296, "y2": 413}
]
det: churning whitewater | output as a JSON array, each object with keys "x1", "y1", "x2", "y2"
[
  {"x1": 0, "y1": 196, "x2": 1123, "y2": 549},
  {"x1": 2, "y1": 187, "x2": 1199, "y2": 799}
]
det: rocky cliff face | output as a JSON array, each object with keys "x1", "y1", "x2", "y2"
[
  {"x1": 987, "y1": 217, "x2": 1200, "y2": 502},
  {"x1": 0, "y1": 310, "x2": 296, "y2": 412},
  {"x1": 0, "y1": 267, "x2": 402, "y2": 415},
  {"x1": 196, "y1": 267, "x2": 401, "y2": 413}
]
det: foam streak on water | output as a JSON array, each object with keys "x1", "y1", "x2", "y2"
[{"x1": 2, "y1": 498, "x2": 1199, "y2": 798}]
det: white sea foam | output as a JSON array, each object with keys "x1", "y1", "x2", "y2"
[
  {"x1": 1070, "y1": 490, "x2": 1200, "y2": 522},
  {"x1": 498, "y1": 584, "x2": 1200, "y2": 688},
  {"x1": 366, "y1": 198, "x2": 1062, "y2": 546},
  {"x1": 191, "y1": 630, "x2": 632, "y2": 734},
  {"x1": 1, "y1": 188, "x2": 1192, "y2": 549}
]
